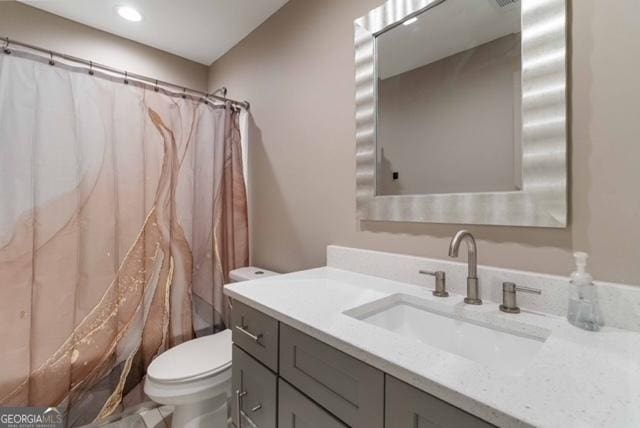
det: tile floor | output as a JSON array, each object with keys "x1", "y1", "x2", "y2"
[{"x1": 80, "y1": 405, "x2": 173, "y2": 428}]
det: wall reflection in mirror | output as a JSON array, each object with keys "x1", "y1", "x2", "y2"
[{"x1": 376, "y1": 0, "x2": 522, "y2": 196}]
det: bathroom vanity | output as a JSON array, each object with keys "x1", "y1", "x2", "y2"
[
  {"x1": 225, "y1": 246, "x2": 640, "y2": 428},
  {"x1": 230, "y1": 299, "x2": 492, "y2": 428}
]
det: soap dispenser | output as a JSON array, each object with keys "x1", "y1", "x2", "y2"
[{"x1": 567, "y1": 252, "x2": 601, "y2": 331}]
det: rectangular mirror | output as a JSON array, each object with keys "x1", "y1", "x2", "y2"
[{"x1": 354, "y1": 0, "x2": 567, "y2": 227}]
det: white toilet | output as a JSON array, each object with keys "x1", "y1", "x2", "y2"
[{"x1": 144, "y1": 267, "x2": 279, "y2": 428}]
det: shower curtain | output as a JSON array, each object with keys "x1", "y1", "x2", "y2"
[{"x1": 0, "y1": 52, "x2": 249, "y2": 425}]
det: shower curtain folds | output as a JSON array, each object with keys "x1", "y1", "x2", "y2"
[{"x1": 0, "y1": 51, "x2": 249, "y2": 425}]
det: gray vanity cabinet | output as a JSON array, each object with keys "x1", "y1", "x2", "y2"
[
  {"x1": 230, "y1": 302, "x2": 494, "y2": 428},
  {"x1": 279, "y1": 324, "x2": 384, "y2": 428},
  {"x1": 385, "y1": 375, "x2": 495, "y2": 428},
  {"x1": 278, "y1": 379, "x2": 347, "y2": 428},
  {"x1": 231, "y1": 300, "x2": 279, "y2": 371},
  {"x1": 232, "y1": 345, "x2": 278, "y2": 428}
]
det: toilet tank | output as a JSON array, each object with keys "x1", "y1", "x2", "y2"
[{"x1": 229, "y1": 266, "x2": 279, "y2": 282}]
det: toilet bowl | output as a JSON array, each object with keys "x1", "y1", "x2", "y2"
[{"x1": 144, "y1": 267, "x2": 278, "y2": 428}]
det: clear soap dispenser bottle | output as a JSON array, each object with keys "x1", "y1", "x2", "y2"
[{"x1": 567, "y1": 252, "x2": 601, "y2": 331}]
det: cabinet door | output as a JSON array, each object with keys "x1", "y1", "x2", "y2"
[
  {"x1": 385, "y1": 376, "x2": 495, "y2": 428},
  {"x1": 278, "y1": 379, "x2": 347, "y2": 428},
  {"x1": 232, "y1": 345, "x2": 277, "y2": 428},
  {"x1": 279, "y1": 324, "x2": 384, "y2": 428}
]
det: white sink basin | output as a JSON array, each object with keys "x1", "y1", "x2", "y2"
[{"x1": 345, "y1": 294, "x2": 549, "y2": 374}]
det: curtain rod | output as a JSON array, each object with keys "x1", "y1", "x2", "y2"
[{"x1": 1, "y1": 36, "x2": 250, "y2": 110}]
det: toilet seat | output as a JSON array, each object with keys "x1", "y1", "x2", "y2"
[{"x1": 147, "y1": 329, "x2": 232, "y2": 383}]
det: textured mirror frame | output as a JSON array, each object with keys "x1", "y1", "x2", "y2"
[{"x1": 354, "y1": 0, "x2": 568, "y2": 227}]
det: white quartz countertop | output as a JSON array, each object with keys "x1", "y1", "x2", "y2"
[{"x1": 224, "y1": 267, "x2": 640, "y2": 428}]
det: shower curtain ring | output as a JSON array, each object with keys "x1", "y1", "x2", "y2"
[
  {"x1": 124, "y1": 71, "x2": 129, "y2": 85},
  {"x1": 3, "y1": 37, "x2": 11, "y2": 55},
  {"x1": 48, "y1": 51, "x2": 55, "y2": 66},
  {"x1": 182, "y1": 88, "x2": 187, "y2": 99},
  {"x1": 88, "y1": 61, "x2": 94, "y2": 76},
  {"x1": 154, "y1": 80, "x2": 159, "y2": 92}
]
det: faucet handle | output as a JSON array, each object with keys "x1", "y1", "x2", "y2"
[
  {"x1": 419, "y1": 270, "x2": 449, "y2": 297},
  {"x1": 419, "y1": 269, "x2": 443, "y2": 277},
  {"x1": 515, "y1": 285, "x2": 542, "y2": 295},
  {"x1": 500, "y1": 282, "x2": 541, "y2": 313}
]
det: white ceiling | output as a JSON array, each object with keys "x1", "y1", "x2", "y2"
[
  {"x1": 378, "y1": 0, "x2": 520, "y2": 79},
  {"x1": 20, "y1": 0, "x2": 289, "y2": 65}
]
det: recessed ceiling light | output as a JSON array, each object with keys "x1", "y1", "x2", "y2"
[
  {"x1": 403, "y1": 17, "x2": 418, "y2": 26},
  {"x1": 117, "y1": 6, "x2": 142, "y2": 22}
]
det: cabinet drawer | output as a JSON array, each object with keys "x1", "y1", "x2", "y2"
[
  {"x1": 231, "y1": 300, "x2": 279, "y2": 371},
  {"x1": 385, "y1": 375, "x2": 495, "y2": 428},
  {"x1": 232, "y1": 345, "x2": 277, "y2": 428},
  {"x1": 278, "y1": 379, "x2": 347, "y2": 428},
  {"x1": 279, "y1": 324, "x2": 384, "y2": 428}
]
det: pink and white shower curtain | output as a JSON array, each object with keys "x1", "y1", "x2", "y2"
[{"x1": 0, "y1": 52, "x2": 248, "y2": 424}]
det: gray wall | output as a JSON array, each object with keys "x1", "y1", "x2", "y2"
[
  {"x1": 209, "y1": 0, "x2": 632, "y2": 286},
  {"x1": 0, "y1": 1, "x2": 208, "y2": 91},
  {"x1": 378, "y1": 33, "x2": 521, "y2": 195}
]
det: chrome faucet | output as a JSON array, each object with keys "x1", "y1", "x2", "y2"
[{"x1": 448, "y1": 230, "x2": 482, "y2": 305}]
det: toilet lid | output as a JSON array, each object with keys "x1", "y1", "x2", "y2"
[{"x1": 147, "y1": 329, "x2": 232, "y2": 383}]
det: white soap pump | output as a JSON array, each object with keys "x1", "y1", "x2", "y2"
[{"x1": 567, "y1": 252, "x2": 601, "y2": 331}]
